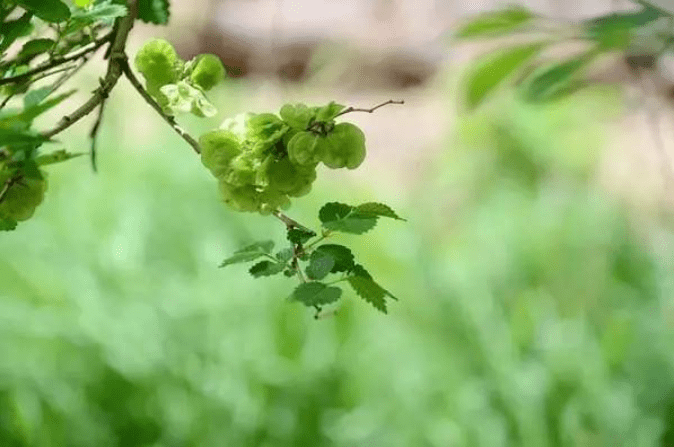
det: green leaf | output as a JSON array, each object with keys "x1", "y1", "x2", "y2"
[
  {"x1": 305, "y1": 250, "x2": 335, "y2": 280},
  {"x1": 138, "y1": 0, "x2": 170, "y2": 25},
  {"x1": 454, "y1": 6, "x2": 536, "y2": 39},
  {"x1": 0, "y1": 218, "x2": 17, "y2": 231},
  {"x1": 160, "y1": 82, "x2": 217, "y2": 117},
  {"x1": 17, "y1": 90, "x2": 76, "y2": 124},
  {"x1": 17, "y1": 39, "x2": 55, "y2": 59},
  {"x1": 16, "y1": 0, "x2": 70, "y2": 22},
  {"x1": 355, "y1": 202, "x2": 405, "y2": 221},
  {"x1": 23, "y1": 88, "x2": 51, "y2": 108},
  {"x1": 0, "y1": 128, "x2": 48, "y2": 146},
  {"x1": 521, "y1": 52, "x2": 594, "y2": 102},
  {"x1": 0, "y1": 13, "x2": 33, "y2": 55},
  {"x1": 275, "y1": 247, "x2": 294, "y2": 263},
  {"x1": 68, "y1": 0, "x2": 127, "y2": 30},
  {"x1": 287, "y1": 227, "x2": 316, "y2": 245},
  {"x1": 248, "y1": 260, "x2": 285, "y2": 278},
  {"x1": 313, "y1": 244, "x2": 354, "y2": 273},
  {"x1": 319, "y1": 202, "x2": 378, "y2": 235},
  {"x1": 347, "y1": 264, "x2": 398, "y2": 313},
  {"x1": 34, "y1": 150, "x2": 84, "y2": 166},
  {"x1": 292, "y1": 282, "x2": 342, "y2": 307},
  {"x1": 315, "y1": 101, "x2": 345, "y2": 122},
  {"x1": 280, "y1": 103, "x2": 315, "y2": 129},
  {"x1": 464, "y1": 43, "x2": 545, "y2": 110},
  {"x1": 584, "y1": 4, "x2": 665, "y2": 50},
  {"x1": 219, "y1": 240, "x2": 274, "y2": 267}
]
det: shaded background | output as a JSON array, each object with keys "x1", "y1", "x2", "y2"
[{"x1": 3, "y1": 0, "x2": 674, "y2": 446}]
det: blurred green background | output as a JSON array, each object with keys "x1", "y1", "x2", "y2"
[{"x1": 4, "y1": 2, "x2": 674, "y2": 446}]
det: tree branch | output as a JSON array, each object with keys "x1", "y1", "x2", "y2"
[
  {"x1": 120, "y1": 60, "x2": 202, "y2": 154},
  {"x1": 0, "y1": 32, "x2": 113, "y2": 87},
  {"x1": 272, "y1": 210, "x2": 314, "y2": 233},
  {"x1": 334, "y1": 99, "x2": 404, "y2": 118},
  {"x1": 40, "y1": 1, "x2": 138, "y2": 140}
]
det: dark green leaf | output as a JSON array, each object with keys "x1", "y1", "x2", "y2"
[
  {"x1": 464, "y1": 43, "x2": 545, "y2": 110},
  {"x1": 138, "y1": 0, "x2": 170, "y2": 25},
  {"x1": 219, "y1": 240, "x2": 274, "y2": 267},
  {"x1": 287, "y1": 227, "x2": 316, "y2": 245},
  {"x1": 347, "y1": 265, "x2": 397, "y2": 313},
  {"x1": 0, "y1": 218, "x2": 17, "y2": 231},
  {"x1": 292, "y1": 282, "x2": 342, "y2": 307},
  {"x1": 34, "y1": 150, "x2": 84, "y2": 166},
  {"x1": 248, "y1": 260, "x2": 285, "y2": 278},
  {"x1": 454, "y1": 6, "x2": 536, "y2": 39},
  {"x1": 305, "y1": 250, "x2": 335, "y2": 280},
  {"x1": 0, "y1": 128, "x2": 48, "y2": 146},
  {"x1": 355, "y1": 202, "x2": 406, "y2": 221},
  {"x1": 521, "y1": 52, "x2": 594, "y2": 102},
  {"x1": 0, "y1": 13, "x2": 33, "y2": 54},
  {"x1": 314, "y1": 244, "x2": 354, "y2": 273},
  {"x1": 584, "y1": 4, "x2": 665, "y2": 50},
  {"x1": 319, "y1": 202, "x2": 353, "y2": 223},
  {"x1": 16, "y1": 0, "x2": 70, "y2": 22},
  {"x1": 18, "y1": 90, "x2": 76, "y2": 124},
  {"x1": 319, "y1": 203, "x2": 378, "y2": 234},
  {"x1": 17, "y1": 39, "x2": 55, "y2": 59}
]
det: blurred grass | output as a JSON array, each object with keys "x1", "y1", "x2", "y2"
[{"x1": 2, "y1": 73, "x2": 674, "y2": 446}]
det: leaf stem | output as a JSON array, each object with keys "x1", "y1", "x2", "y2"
[{"x1": 272, "y1": 209, "x2": 313, "y2": 233}]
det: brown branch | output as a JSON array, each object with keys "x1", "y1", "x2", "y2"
[
  {"x1": 89, "y1": 101, "x2": 106, "y2": 172},
  {"x1": 0, "y1": 32, "x2": 113, "y2": 87},
  {"x1": 40, "y1": 1, "x2": 137, "y2": 140},
  {"x1": 120, "y1": 60, "x2": 202, "y2": 154},
  {"x1": 334, "y1": 99, "x2": 404, "y2": 118}
]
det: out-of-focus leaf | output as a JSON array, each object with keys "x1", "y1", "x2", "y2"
[
  {"x1": 0, "y1": 13, "x2": 33, "y2": 55},
  {"x1": 15, "y1": 0, "x2": 70, "y2": 22},
  {"x1": 34, "y1": 150, "x2": 84, "y2": 166},
  {"x1": 219, "y1": 240, "x2": 274, "y2": 267},
  {"x1": 454, "y1": 6, "x2": 536, "y2": 39},
  {"x1": 67, "y1": 0, "x2": 127, "y2": 32},
  {"x1": 0, "y1": 217, "x2": 17, "y2": 231},
  {"x1": 0, "y1": 128, "x2": 48, "y2": 146},
  {"x1": 138, "y1": 0, "x2": 169, "y2": 25},
  {"x1": 305, "y1": 250, "x2": 335, "y2": 280},
  {"x1": 17, "y1": 38, "x2": 55, "y2": 59},
  {"x1": 464, "y1": 43, "x2": 545, "y2": 110},
  {"x1": 584, "y1": 4, "x2": 665, "y2": 50},
  {"x1": 521, "y1": 52, "x2": 595, "y2": 102}
]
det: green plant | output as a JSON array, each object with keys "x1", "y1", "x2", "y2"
[
  {"x1": 0, "y1": 0, "x2": 404, "y2": 315},
  {"x1": 454, "y1": 1, "x2": 674, "y2": 108}
]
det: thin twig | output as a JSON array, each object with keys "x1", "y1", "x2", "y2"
[
  {"x1": 89, "y1": 101, "x2": 106, "y2": 172},
  {"x1": 0, "y1": 175, "x2": 20, "y2": 204},
  {"x1": 48, "y1": 51, "x2": 94, "y2": 94},
  {"x1": 272, "y1": 209, "x2": 313, "y2": 233},
  {"x1": 120, "y1": 59, "x2": 202, "y2": 154},
  {"x1": 0, "y1": 93, "x2": 14, "y2": 109},
  {"x1": 334, "y1": 99, "x2": 404, "y2": 118},
  {"x1": 0, "y1": 32, "x2": 113, "y2": 86},
  {"x1": 28, "y1": 64, "x2": 78, "y2": 84},
  {"x1": 40, "y1": 1, "x2": 137, "y2": 140}
]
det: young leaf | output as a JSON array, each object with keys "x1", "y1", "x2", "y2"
[
  {"x1": 319, "y1": 202, "x2": 378, "y2": 234},
  {"x1": 34, "y1": 150, "x2": 84, "y2": 166},
  {"x1": 305, "y1": 250, "x2": 335, "y2": 280},
  {"x1": 219, "y1": 240, "x2": 274, "y2": 267},
  {"x1": 138, "y1": 0, "x2": 170, "y2": 24},
  {"x1": 464, "y1": 43, "x2": 545, "y2": 110},
  {"x1": 292, "y1": 282, "x2": 342, "y2": 307},
  {"x1": 454, "y1": 6, "x2": 536, "y2": 39},
  {"x1": 280, "y1": 103, "x2": 315, "y2": 129},
  {"x1": 249, "y1": 260, "x2": 285, "y2": 278},
  {"x1": 315, "y1": 101, "x2": 345, "y2": 121},
  {"x1": 0, "y1": 218, "x2": 18, "y2": 232},
  {"x1": 16, "y1": 0, "x2": 70, "y2": 23},
  {"x1": 355, "y1": 202, "x2": 405, "y2": 221},
  {"x1": 313, "y1": 244, "x2": 354, "y2": 273},
  {"x1": 287, "y1": 227, "x2": 316, "y2": 245},
  {"x1": 521, "y1": 52, "x2": 594, "y2": 102}
]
